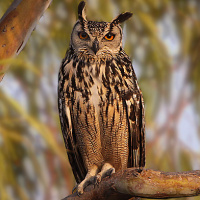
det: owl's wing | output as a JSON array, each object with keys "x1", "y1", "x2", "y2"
[
  {"x1": 127, "y1": 89, "x2": 145, "y2": 168},
  {"x1": 58, "y1": 60, "x2": 87, "y2": 184},
  {"x1": 117, "y1": 50, "x2": 145, "y2": 168}
]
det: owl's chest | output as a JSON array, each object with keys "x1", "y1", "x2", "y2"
[{"x1": 64, "y1": 58, "x2": 133, "y2": 105}]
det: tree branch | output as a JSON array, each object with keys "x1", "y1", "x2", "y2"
[
  {"x1": 63, "y1": 168, "x2": 200, "y2": 200},
  {"x1": 0, "y1": 0, "x2": 52, "y2": 81}
]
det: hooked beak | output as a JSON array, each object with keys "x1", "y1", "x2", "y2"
[{"x1": 92, "y1": 39, "x2": 99, "y2": 54}]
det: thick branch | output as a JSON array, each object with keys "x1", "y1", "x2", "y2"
[
  {"x1": 0, "y1": 0, "x2": 52, "y2": 81},
  {"x1": 63, "y1": 168, "x2": 200, "y2": 200}
]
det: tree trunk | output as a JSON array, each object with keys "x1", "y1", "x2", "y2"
[{"x1": 0, "y1": 0, "x2": 52, "y2": 81}]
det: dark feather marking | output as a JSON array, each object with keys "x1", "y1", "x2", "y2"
[
  {"x1": 73, "y1": 59, "x2": 77, "y2": 68},
  {"x1": 124, "y1": 80, "x2": 129, "y2": 88},
  {"x1": 100, "y1": 87, "x2": 103, "y2": 95},
  {"x1": 71, "y1": 74, "x2": 76, "y2": 89},
  {"x1": 122, "y1": 56, "x2": 132, "y2": 65},
  {"x1": 119, "y1": 66, "x2": 125, "y2": 77},
  {"x1": 87, "y1": 103, "x2": 90, "y2": 113},
  {"x1": 77, "y1": 60, "x2": 85, "y2": 82},
  {"x1": 65, "y1": 72, "x2": 69, "y2": 80},
  {"x1": 106, "y1": 87, "x2": 111, "y2": 100},
  {"x1": 115, "y1": 58, "x2": 127, "y2": 77},
  {"x1": 111, "y1": 77, "x2": 115, "y2": 86},
  {"x1": 110, "y1": 62, "x2": 117, "y2": 76},
  {"x1": 105, "y1": 60, "x2": 110, "y2": 80},
  {"x1": 84, "y1": 81, "x2": 88, "y2": 88},
  {"x1": 111, "y1": 94, "x2": 114, "y2": 105},
  {"x1": 66, "y1": 86, "x2": 70, "y2": 98},
  {"x1": 116, "y1": 101, "x2": 119, "y2": 112},
  {"x1": 87, "y1": 59, "x2": 90, "y2": 68},
  {"x1": 61, "y1": 62, "x2": 66, "y2": 76},
  {"x1": 85, "y1": 111, "x2": 89, "y2": 126},
  {"x1": 77, "y1": 100, "x2": 81, "y2": 114},
  {"x1": 105, "y1": 103, "x2": 109, "y2": 119},
  {"x1": 60, "y1": 79, "x2": 65, "y2": 94},
  {"x1": 106, "y1": 60, "x2": 111, "y2": 67},
  {"x1": 129, "y1": 104, "x2": 136, "y2": 121},
  {"x1": 59, "y1": 65, "x2": 66, "y2": 91},
  {"x1": 89, "y1": 75, "x2": 94, "y2": 85},
  {"x1": 131, "y1": 113, "x2": 138, "y2": 151},
  {"x1": 139, "y1": 96, "x2": 145, "y2": 167},
  {"x1": 110, "y1": 108, "x2": 115, "y2": 132},
  {"x1": 123, "y1": 99, "x2": 133, "y2": 167},
  {"x1": 124, "y1": 91, "x2": 134, "y2": 100},
  {"x1": 102, "y1": 75, "x2": 108, "y2": 88},
  {"x1": 81, "y1": 89, "x2": 90, "y2": 101},
  {"x1": 114, "y1": 85, "x2": 120, "y2": 94},
  {"x1": 66, "y1": 137, "x2": 73, "y2": 152},
  {"x1": 100, "y1": 59, "x2": 105, "y2": 66},
  {"x1": 92, "y1": 111, "x2": 98, "y2": 136},
  {"x1": 95, "y1": 63, "x2": 100, "y2": 77},
  {"x1": 85, "y1": 70, "x2": 89, "y2": 77}
]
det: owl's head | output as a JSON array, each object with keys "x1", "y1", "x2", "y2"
[{"x1": 70, "y1": 1, "x2": 132, "y2": 59}]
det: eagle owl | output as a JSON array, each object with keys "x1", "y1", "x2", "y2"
[{"x1": 58, "y1": 1, "x2": 145, "y2": 195}]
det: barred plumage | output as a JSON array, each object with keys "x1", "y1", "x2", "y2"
[{"x1": 58, "y1": 1, "x2": 145, "y2": 195}]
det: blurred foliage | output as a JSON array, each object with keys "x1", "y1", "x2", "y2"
[{"x1": 0, "y1": 0, "x2": 200, "y2": 200}]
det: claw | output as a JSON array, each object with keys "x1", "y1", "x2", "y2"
[
  {"x1": 76, "y1": 191, "x2": 81, "y2": 197},
  {"x1": 94, "y1": 173, "x2": 101, "y2": 188},
  {"x1": 96, "y1": 173, "x2": 102, "y2": 185},
  {"x1": 106, "y1": 167, "x2": 115, "y2": 178},
  {"x1": 72, "y1": 185, "x2": 78, "y2": 194}
]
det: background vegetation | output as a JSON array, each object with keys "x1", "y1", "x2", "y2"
[{"x1": 0, "y1": 0, "x2": 200, "y2": 199}]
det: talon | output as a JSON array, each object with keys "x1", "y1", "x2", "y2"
[
  {"x1": 77, "y1": 191, "x2": 81, "y2": 197},
  {"x1": 93, "y1": 176, "x2": 97, "y2": 188},
  {"x1": 72, "y1": 185, "x2": 78, "y2": 194},
  {"x1": 96, "y1": 174, "x2": 101, "y2": 185},
  {"x1": 94, "y1": 173, "x2": 101, "y2": 187},
  {"x1": 106, "y1": 168, "x2": 115, "y2": 178}
]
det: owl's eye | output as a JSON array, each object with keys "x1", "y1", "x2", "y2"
[
  {"x1": 104, "y1": 33, "x2": 115, "y2": 41},
  {"x1": 78, "y1": 31, "x2": 89, "y2": 40}
]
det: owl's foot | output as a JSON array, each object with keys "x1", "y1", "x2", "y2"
[
  {"x1": 94, "y1": 163, "x2": 115, "y2": 186},
  {"x1": 77, "y1": 165, "x2": 99, "y2": 195}
]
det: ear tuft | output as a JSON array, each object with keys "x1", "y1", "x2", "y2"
[
  {"x1": 78, "y1": 1, "x2": 87, "y2": 22},
  {"x1": 111, "y1": 12, "x2": 133, "y2": 25}
]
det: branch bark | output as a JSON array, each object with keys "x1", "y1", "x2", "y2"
[
  {"x1": 63, "y1": 168, "x2": 200, "y2": 200},
  {"x1": 0, "y1": 0, "x2": 52, "y2": 81}
]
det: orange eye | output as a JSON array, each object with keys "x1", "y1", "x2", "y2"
[
  {"x1": 79, "y1": 31, "x2": 89, "y2": 40},
  {"x1": 104, "y1": 33, "x2": 115, "y2": 41}
]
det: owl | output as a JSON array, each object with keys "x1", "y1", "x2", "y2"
[{"x1": 58, "y1": 1, "x2": 145, "y2": 195}]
